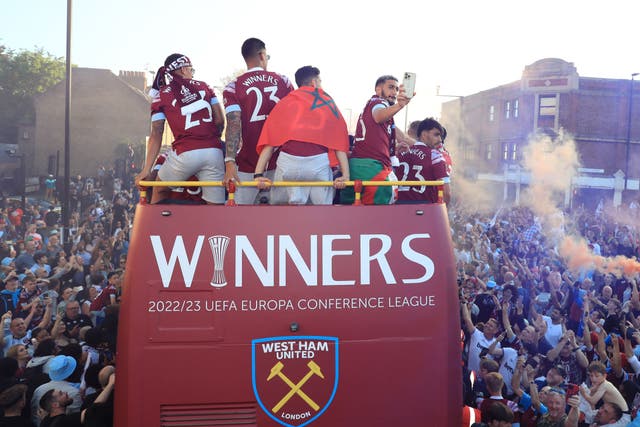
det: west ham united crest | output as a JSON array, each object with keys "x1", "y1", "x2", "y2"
[{"x1": 252, "y1": 336, "x2": 339, "y2": 427}]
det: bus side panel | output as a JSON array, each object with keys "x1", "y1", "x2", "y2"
[{"x1": 115, "y1": 204, "x2": 461, "y2": 427}]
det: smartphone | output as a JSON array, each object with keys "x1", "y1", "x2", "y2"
[
  {"x1": 566, "y1": 383, "x2": 579, "y2": 402},
  {"x1": 402, "y1": 72, "x2": 416, "y2": 98}
]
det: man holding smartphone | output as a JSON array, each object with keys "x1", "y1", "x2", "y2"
[{"x1": 341, "y1": 75, "x2": 413, "y2": 205}]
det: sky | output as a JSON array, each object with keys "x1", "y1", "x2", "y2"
[{"x1": 3, "y1": 0, "x2": 640, "y2": 132}]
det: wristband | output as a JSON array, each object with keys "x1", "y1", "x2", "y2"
[
  {"x1": 572, "y1": 347, "x2": 580, "y2": 352},
  {"x1": 254, "y1": 173, "x2": 264, "y2": 178},
  {"x1": 224, "y1": 157, "x2": 236, "y2": 163}
]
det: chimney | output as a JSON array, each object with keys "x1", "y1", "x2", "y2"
[{"x1": 118, "y1": 70, "x2": 147, "y2": 92}]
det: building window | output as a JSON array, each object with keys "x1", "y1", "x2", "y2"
[
  {"x1": 539, "y1": 95, "x2": 557, "y2": 116},
  {"x1": 486, "y1": 144, "x2": 493, "y2": 160},
  {"x1": 513, "y1": 99, "x2": 519, "y2": 118},
  {"x1": 510, "y1": 143, "x2": 518, "y2": 161},
  {"x1": 489, "y1": 105, "x2": 495, "y2": 122},
  {"x1": 537, "y1": 94, "x2": 557, "y2": 129},
  {"x1": 464, "y1": 145, "x2": 471, "y2": 161},
  {"x1": 505, "y1": 101, "x2": 511, "y2": 119},
  {"x1": 501, "y1": 143, "x2": 518, "y2": 162}
]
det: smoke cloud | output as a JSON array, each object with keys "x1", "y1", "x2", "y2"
[
  {"x1": 442, "y1": 111, "x2": 503, "y2": 214},
  {"x1": 559, "y1": 236, "x2": 640, "y2": 278},
  {"x1": 442, "y1": 115, "x2": 640, "y2": 278},
  {"x1": 518, "y1": 131, "x2": 579, "y2": 244},
  {"x1": 519, "y1": 131, "x2": 640, "y2": 279},
  {"x1": 520, "y1": 131, "x2": 580, "y2": 218}
]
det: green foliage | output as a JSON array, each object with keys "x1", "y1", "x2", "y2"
[
  {"x1": 1, "y1": 45, "x2": 65, "y2": 98},
  {"x1": 0, "y1": 44, "x2": 65, "y2": 142}
]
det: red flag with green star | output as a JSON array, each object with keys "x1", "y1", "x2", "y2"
[{"x1": 256, "y1": 86, "x2": 349, "y2": 166}]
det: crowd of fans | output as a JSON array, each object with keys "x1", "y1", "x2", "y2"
[
  {"x1": 455, "y1": 199, "x2": 640, "y2": 426},
  {"x1": 1, "y1": 166, "x2": 640, "y2": 426},
  {"x1": 0, "y1": 172, "x2": 133, "y2": 426}
]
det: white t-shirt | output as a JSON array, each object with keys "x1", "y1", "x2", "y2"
[
  {"x1": 543, "y1": 315, "x2": 563, "y2": 347},
  {"x1": 496, "y1": 347, "x2": 518, "y2": 395},
  {"x1": 2, "y1": 330, "x2": 32, "y2": 355},
  {"x1": 468, "y1": 328, "x2": 497, "y2": 375}
]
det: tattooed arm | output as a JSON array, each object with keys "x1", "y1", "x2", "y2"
[{"x1": 223, "y1": 111, "x2": 242, "y2": 188}]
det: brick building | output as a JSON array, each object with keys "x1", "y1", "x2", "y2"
[
  {"x1": 441, "y1": 58, "x2": 639, "y2": 207},
  {"x1": 19, "y1": 68, "x2": 151, "y2": 178}
]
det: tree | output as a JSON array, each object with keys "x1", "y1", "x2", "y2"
[{"x1": 0, "y1": 44, "x2": 65, "y2": 144}]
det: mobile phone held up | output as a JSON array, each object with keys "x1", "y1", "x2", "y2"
[
  {"x1": 403, "y1": 72, "x2": 416, "y2": 98},
  {"x1": 566, "y1": 383, "x2": 579, "y2": 402}
]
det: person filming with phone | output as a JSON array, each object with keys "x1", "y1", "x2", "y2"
[{"x1": 340, "y1": 74, "x2": 414, "y2": 205}]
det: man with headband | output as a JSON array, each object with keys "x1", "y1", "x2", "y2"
[{"x1": 135, "y1": 54, "x2": 225, "y2": 204}]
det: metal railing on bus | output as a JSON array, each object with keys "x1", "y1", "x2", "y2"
[{"x1": 137, "y1": 180, "x2": 445, "y2": 206}]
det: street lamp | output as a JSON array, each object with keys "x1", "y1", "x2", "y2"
[
  {"x1": 626, "y1": 72, "x2": 639, "y2": 190},
  {"x1": 63, "y1": 0, "x2": 72, "y2": 247}
]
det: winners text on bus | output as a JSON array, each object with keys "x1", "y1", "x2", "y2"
[{"x1": 150, "y1": 233, "x2": 436, "y2": 288}]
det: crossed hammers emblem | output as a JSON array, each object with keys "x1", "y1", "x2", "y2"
[{"x1": 267, "y1": 361, "x2": 324, "y2": 413}]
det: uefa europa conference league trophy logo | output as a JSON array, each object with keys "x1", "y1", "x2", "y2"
[{"x1": 208, "y1": 235, "x2": 230, "y2": 286}]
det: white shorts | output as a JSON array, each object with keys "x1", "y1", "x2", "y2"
[
  {"x1": 234, "y1": 170, "x2": 275, "y2": 205},
  {"x1": 158, "y1": 148, "x2": 225, "y2": 203},
  {"x1": 271, "y1": 151, "x2": 334, "y2": 205}
]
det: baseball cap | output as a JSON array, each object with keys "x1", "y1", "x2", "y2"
[
  {"x1": 486, "y1": 280, "x2": 497, "y2": 289},
  {"x1": 1, "y1": 257, "x2": 13, "y2": 267}
]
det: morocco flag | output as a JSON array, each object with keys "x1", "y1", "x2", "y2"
[
  {"x1": 257, "y1": 87, "x2": 349, "y2": 166},
  {"x1": 440, "y1": 147, "x2": 453, "y2": 175}
]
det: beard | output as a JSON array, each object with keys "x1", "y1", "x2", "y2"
[
  {"x1": 378, "y1": 89, "x2": 396, "y2": 106},
  {"x1": 59, "y1": 395, "x2": 73, "y2": 407}
]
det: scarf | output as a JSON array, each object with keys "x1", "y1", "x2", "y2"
[{"x1": 1, "y1": 288, "x2": 20, "y2": 308}]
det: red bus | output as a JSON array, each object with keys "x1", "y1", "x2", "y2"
[{"x1": 115, "y1": 186, "x2": 462, "y2": 426}]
